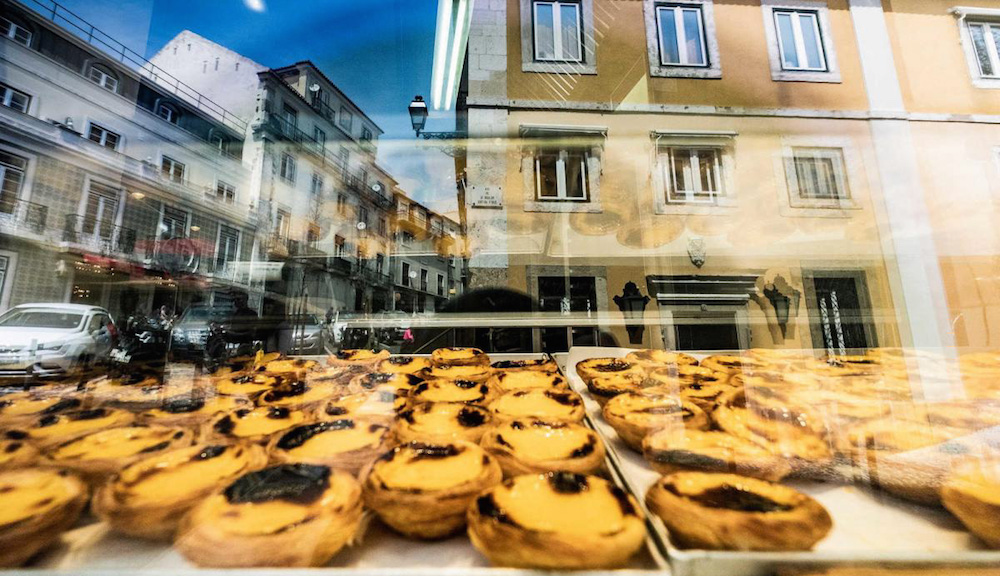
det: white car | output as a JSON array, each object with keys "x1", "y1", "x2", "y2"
[{"x1": 0, "y1": 303, "x2": 115, "y2": 380}]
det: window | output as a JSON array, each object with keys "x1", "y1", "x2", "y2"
[
  {"x1": 773, "y1": 10, "x2": 826, "y2": 71},
  {"x1": 314, "y1": 127, "x2": 326, "y2": 149},
  {"x1": 401, "y1": 261, "x2": 411, "y2": 286},
  {"x1": 311, "y1": 173, "x2": 324, "y2": 196},
  {"x1": 376, "y1": 254, "x2": 384, "y2": 273},
  {"x1": 157, "y1": 102, "x2": 179, "y2": 124},
  {"x1": 160, "y1": 155, "x2": 185, "y2": 183},
  {"x1": 334, "y1": 235, "x2": 346, "y2": 257},
  {"x1": 337, "y1": 194, "x2": 347, "y2": 215},
  {"x1": 660, "y1": 147, "x2": 723, "y2": 204},
  {"x1": 761, "y1": 1, "x2": 839, "y2": 83},
  {"x1": 213, "y1": 180, "x2": 236, "y2": 204},
  {"x1": 786, "y1": 147, "x2": 850, "y2": 204},
  {"x1": 82, "y1": 181, "x2": 120, "y2": 239},
  {"x1": 160, "y1": 206, "x2": 188, "y2": 240},
  {"x1": 306, "y1": 223, "x2": 320, "y2": 248},
  {"x1": 339, "y1": 106, "x2": 353, "y2": 131},
  {"x1": 279, "y1": 153, "x2": 296, "y2": 183},
  {"x1": 655, "y1": 4, "x2": 707, "y2": 67},
  {"x1": 0, "y1": 83, "x2": 30, "y2": 113},
  {"x1": 0, "y1": 151, "x2": 28, "y2": 214},
  {"x1": 209, "y1": 133, "x2": 227, "y2": 154},
  {"x1": 377, "y1": 217, "x2": 387, "y2": 236},
  {"x1": 361, "y1": 128, "x2": 373, "y2": 142},
  {"x1": 420, "y1": 269, "x2": 429, "y2": 292},
  {"x1": 217, "y1": 225, "x2": 240, "y2": 268},
  {"x1": 401, "y1": 231, "x2": 415, "y2": 243},
  {"x1": 968, "y1": 21, "x2": 1000, "y2": 79},
  {"x1": 275, "y1": 209, "x2": 290, "y2": 239},
  {"x1": 533, "y1": 1, "x2": 583, "y2": 62},
  {"x1": 282, "y1": 103, "x2": 298, "y2": 129},
  {"x1": 87, "y1": 64, "x2": 119, "y2": 93},
  {"x1": 87, "y1": 124, "x2": 120, "y2": 150},
  {"x1": 359, "y1": 206, "x2": 370, "y2": 228},
  {"x1": 338, "y1": 147, "x2": 350, "y2": 173},
  {"x1": 0, "y1": 16, "x2": 32, "y2": 46},
  {"x1": 535, "y1": 148, "x2": 590, "y2": 201},
  {"x1": 437, "y1": 274, "x2": 445, "y2": 296}
]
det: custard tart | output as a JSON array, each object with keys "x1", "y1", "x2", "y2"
[
  {"x1": 141, "y1": 395, "x2": 250, "y2": 427},
  {"x1": 317, "y1": 390, "x2": 403, "y2": 425},
  {"x1": 328, "y1": 349, "x2": 390, "y2": 367},
  {"x1": 645, "y1": 366, "x2": 734, "y2": 410},
  {"x1": 699, "y1": 355, "x2": 769, "y2": 377},
  {"x1": 646, "y1": 471, "x2": 832, "y2": 551},
  {"x1": 213, "y1": 372, "x2": 279, "y2": 398},
  {"x1": 48, "y1": 425, "x2": 194, "y2": 484},
  {"x1": 259, "y1": 357, "x2": 318, "y2": 377},
  {"x1": 491, "y1": 357, "x2": 559, "y2": 373},
  {"x1": 361, "y1": 441, "x2": 502, "y2": 539},
  {"x1": 603, "y1": 391, "x2": 709, "y2": 451},
  {"x1": 467, "y1": 472, "x2": 646, "y2": 569},
  {"x1": 394, "y1": 402, "x2": 492, "y2": 444},
  {"x1": 205, "y1": 406, "x2": 308, "y2": 444},
  {"x1": 0, "y1": 393, "x2": 83, "y2": 426},
  {"x1": 642, "y1": 429, "x2": 791, "y2": 481},
  {"x1": 82, "y1": 377, "x2": 183, "y2": 409},
  {"x1": 489, "y1": 389, "x2": 586, "y2": 423},
  {"x1": 176, "y1": 464, "x2": 363, "y2": 567},
  {"x1": 431, "y1": 347, "x2": 490, "y2": 367},
  {"x1": 0, "y1": 439, "x2": 40, "y2": 471},
  {"x1": 420, "y1": 364, "x2": 493, "y2": 383},
  {"x1": 349, "y1": 371, "x2": 423, "y2": 396},
  {"x1": 489, "y1": 371, "x2": 569, "y2": 393},
  {"x1": 624, "y1": 350, "x2": 698, "y2": 371},
  {"x1": 376, "y1": 355, "x2": 432, "y2": 375},
  {"x1": 575, "y1": 357, "x2": 645, "y2": 383},
  {"x1": 9, "y1": 408, "x2": 134, "y2": 450},
  {"x1": 269, "y1": 418, "x2": 392, "y2": 476},
  {"x1": 408, "y1": 378, "x2": 496, "y2": 406},
  {"x1": 257, "y1": 380, "x2": 337, "y2": 410},
  {"x1": 586, "y1": 373, "x2": 647, "y2": 405},
  {"x1": 941, "y1": 458, "x2": 1000, "y2": 548},
  {"x1": 94, "y1": 443, "x2": 268, "y2": 540},
  {"x1": 480, "y1": 419, "x2": 605, "y2": 476},
  {"x1": 0, "y1": 468, "x2": 87, "y2": 567}
]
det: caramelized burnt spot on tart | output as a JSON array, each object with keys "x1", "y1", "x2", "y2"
[
  {"x1": 270, "y1": 418, "x2": 389, "y2": 468},
  {"x1": 409, "y1": 378, "x2": 493, "y2": 405},
  {"x1": 257, "y1": 380, "x2": 334, "y2": 407},
  {"x1": 209, "y1": 406, "x2": 305, "y2": 440},
  {"x1": 575, "y1": 357, "x2": 644, "y2": 384},
  {"x1": 394, "y1": 403, "x2": 492, "y2": 443},
  {"x1": 224, "y1": 463, "x2": 331, "y2": 505},
  {"x1": 377, "y1": 356, "x2": 432, "y2": 375},
  {"x1": 668, "y1": 482, "x2": 793, "y2": 513},
  {"x1": 0, "y1": 394, "x2": 83, "y2": 420},
  {"x1": 491, "y1": 357, "x2": 557, "y2": 372},
  {"x1": 492, "y1": 371, "x2": 568, "y2": 392},
  {"x1": 334, "y1": 349, "x2": 387, "y2": 363}
]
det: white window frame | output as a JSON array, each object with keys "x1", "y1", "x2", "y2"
[
  {"x1": 158, "y1": 205, "x2": 190, "y2": 240},
  {"x1": 521, "y1": 124, "x2": 605, "y2": 213},
  {"x1": 657, "y1": 5, "x2": 706, "y2": 66},
  {"x1": 651, "y1": 131, "x2": 736, "y2": 214},
  {"x1": 954, "y1": 7, "x2": 1000, "y2": 89},
  {"x1": 0, "y1": 17, "x2": 31, "y2": 47},
  {"x1": 968, "y1": 21, "x2": 1000, "y2": 78},
  {"x1": 77, "y1": 176, "x2": 124, "y2": 239},
  {"x1": 157, "y1": 103, "x2": 179, "y2": 124},
  {"x1": 520, "y1": 0, "x2": 597, "y2": 74},
  {"x1": 339, "y1": 106, "x2": 353, "y2": 131},
  {"x1": 784, "y1": 146, "x2": 852, "y2": 209},
  {"x1": 772, "y1": 10, "x2": 827, "y2": 72},
  {"x1": 532, "y1": 1, "x2": 584, "y2": 63},
  {"x1": 761, "y1": 0, "x2": 840, "y2": 83},
  {"x1": 279, "y1": 153, "x2": 296, "y2": 184},
  {"x1": 644, "y1": 0, "x2": 722, "y2": 79},
  {"x1": 275, "y1": 209, "x2": 291, "y2": 239},
  {"x1": 0, "y1": 83, "x2": 30, "y2": 113},
  {"x1": 160, "y1": 155, "x2": 186, "y2": 183},
  {"x1": 662, "y1": 147, "x2": 723, "y2": 204},
  {"x1": 0, "y1": 250, "x2": 17, "y2": 312},
  {"x1": 534, "y1": 149, "x2": 591, "y2": 202},
  {"x1": 213, "y1": 180, "x2": 236, "y2": 204},
  {"x1": 0, "y1": 150, "x2": 30, "y2": 209},
  {"x1": 314, "y1": 126, "x2": 326, "y2": 150},
  {"x1": 216, "y1": 224, "x2": 241, "y2": 269},
  {"x1": 86, "y1": 123, "x2": 120, "y2": 150},
  {"x1": 310, "y1": 173, "x2": 324, "y2": 196},
  {"x1": 87, "y1": 64, "x2": 119, "y2": 93},
  {"x1": 209, "y1": 133, "x2": 226, "y2": 154}
]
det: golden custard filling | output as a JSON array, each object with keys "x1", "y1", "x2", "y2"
[
  {"x1": 0, "y1": 394, "x2": 82, "y2": 418},
  {"x1": 215, "y1": 373, "x2": 278, "y2": 396},
  {"x1": 398, "y1": 403, "x2": 489, "y2": 434},
  {"x1": 377, "y1": 356, "x2": 432, "y2": 375},
  {"x1": 213, "y1": 407, "x2": 306, "y2": 438},
  {"x1": 491, "y1": 390, "x2": 583, "y2": 420},
  {"x1": 26, "y1": 408, "x2": 133, "y2": 440},
  {"x1": 372, "y1": 443, "x2": 487, "y2": 491},
  {"x1": 423, "y1": 365, "x2": 491, "y2": 381},
  {"x1": 276, "y1": 420, "x2": 389, "y2": 457},
  {"x1": 483, "y1": 473, "x2": 635, "y2": 535},
  {"x1": 116, "y1": 445, "x2": 258, "y2": 506},
  {"x1": 321, "y1": 391, "x2": 401, "y2": 419},
  {"x1": 261, "y1": 358, "x2": 318, "y2": 375},
  {"x1": 258, "y1": 381, "x2": 336, "y2": 407},
  {"x1": 492, "y1": 371, "x2": 567, "y2": 391},
  {"x1": 410, "y1": 380, "x2": 491, "y2": 404},
  {"x1": 606, "y1": 393, "x2": 689, "y2": 425},
  {"x1": 0, "y1": 470, "x2": 80, "y2": 526},
  {"x1": 333, "y1": 349, "x2": 388, "y2": 362},
  {"x1": 494, "y1": 420, "x2": 598, "y2": 461},
  {"x1": 51, "y1": 426, "x2": 188, "y2": 461},
  {"x1": 352, "y1": 372, "x2": 422, "y2": 394},
  {"x1": 663, "y1": 473, "x2": 800, "y2": 513},
  {"x1": 144, "y1": 395, "x2": 247, "y2": 419},
  {"x1": 948, "y1": 462, "x2": 1000, "y2": 505},
  {"x1": 433, "y1": 347, "x2": 486, "y2": 362},
  {"x1": 0, "y1": 440, "x2": 33, "y2": 465}
]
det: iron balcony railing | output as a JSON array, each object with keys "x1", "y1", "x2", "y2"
[
  {"x1": 0, "y1": 198, "x2": 48, "y2": 235},
  {"x1": 62, "y1": 214, "x2": 137, "y2": 255},
  {"x1": 17, "y1": 0, "x2": 248, "y2": 134}
]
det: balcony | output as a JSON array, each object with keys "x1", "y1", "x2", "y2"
[
  {"x1": 345, "y1": 172, "x2": 392, "y2": 208},
  {"x1": 327, "y1": 256, "x2": 353, "y2": 275},
  {"x1": 263, "y1": 113, "x2": 329, "y2": 161},
  {"x1": 61, "y1": 215, "x2": 136, "y2": 256},
  {"x1": 0, "y1": 198, "x2": 49, "y2": 238}
]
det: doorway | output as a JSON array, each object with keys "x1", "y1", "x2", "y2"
[
  {"x1": 806, "y1": 272, "x2": 876, "y2": 353},
  {"x1": 538, "y1": 275, "x2": 599, "y2": 353}
]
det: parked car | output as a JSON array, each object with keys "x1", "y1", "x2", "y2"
[
  {"x1": 0, "y1": 303, "x2": 115, "y2": 380},
  {"x1": 169, "y1": 304, "x2": 232, "y2": 361},
  {"x1": 286, "y1": 314, "x2": 328, "y2": 355}
]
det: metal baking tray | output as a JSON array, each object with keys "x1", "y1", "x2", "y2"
[
  {"x1": 563, "y1": 346, "x2": 1000, "y2": 576},
  {"x1": 8, "y1": 353, "x2": 665, "y2": 575}
]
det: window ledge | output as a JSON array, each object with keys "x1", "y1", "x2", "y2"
[
  {"x1": 780, "y1": 202, "x2": 860, "y2": 218},
  {"x1": 522, "y1": 61, "x2": 598, "y2": 75},
  {"x1": 654, "y1": 201, "x2": 737, "y2": 216},
  {"x1": 972, "y1": 77, "x2": 1000, "y2": 89},
  {"x1": 524, "y1": 200, "x2": 602, "y2": 213},
  {"x1": 772, "y1": 70, "x2": 842, "y2": 83},
  {"x1": 650, "y1": 66, "x2": 722, "y2": 79}
]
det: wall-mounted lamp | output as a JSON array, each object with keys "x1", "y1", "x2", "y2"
[
  {"x1": 762, "y1": 275, "x2": 800, "y2": 340},
  {"x1": 64, "y1": 117, "x2": 74, "y2": 129},
  {"x1": 613, "y1": 281, "x2": 650, "y2": 344}
]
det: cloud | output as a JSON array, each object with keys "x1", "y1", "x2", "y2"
[{"x1": 244, "y1": 0, "x2": 266, "y2": 13}]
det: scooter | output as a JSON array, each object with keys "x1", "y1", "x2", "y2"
[{"x1": 107, "y1": 314, "x2": 171, "y2": 382}]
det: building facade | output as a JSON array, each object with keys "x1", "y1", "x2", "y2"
[
  {"x1": 393, "y1": 191, "x2": 464, "y2": 313},
  {"x1": 450, "y1": 0, "x2": 1000, "y2": 353}
]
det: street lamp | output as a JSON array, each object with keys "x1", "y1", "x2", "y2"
[
  {"x1": 408, "y1": 96, "x2": 429, "y2": 135},
  {"x1": 613, "y1": 282, "x2": 651, "y2": 345}
]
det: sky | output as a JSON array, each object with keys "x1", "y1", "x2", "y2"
[{"x1": 49, "y1": 0, "x2": 460, "y2": 214}]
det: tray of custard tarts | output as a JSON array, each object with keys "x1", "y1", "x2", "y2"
[
  {"x1": 0, "y1": 348, "x2": 665, "y2": 573},
  {"x1": 567, "y1": 346, "x2": 1000, "y2": 576}
]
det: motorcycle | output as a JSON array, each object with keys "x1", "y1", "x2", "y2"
[
  {"x1": 107, "y1": 314, "x2": 171, "y2": 382},
  {"x1": 201, "y1": 317, "x2": 265, "y2": 374}
]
